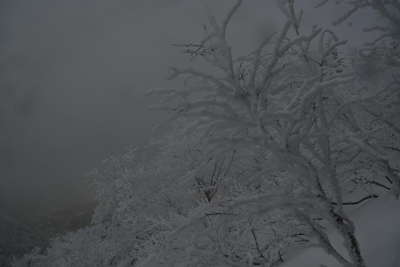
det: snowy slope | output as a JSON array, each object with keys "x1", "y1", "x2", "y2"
[{"x1": 282, "y1": 196, "x2": 400, "y2": 267}]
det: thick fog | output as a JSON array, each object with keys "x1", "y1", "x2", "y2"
[{"x1": 0, "y1": 0, "x2": 373, "y2": 216}]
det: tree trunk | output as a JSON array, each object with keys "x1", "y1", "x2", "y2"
[{"x1": 330, "y1": 209, "x2": 366, "y2": 267}]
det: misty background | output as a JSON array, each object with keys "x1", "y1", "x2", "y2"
[{"x1": 0, "y1": 0, "x2": 372, "y2": 218}]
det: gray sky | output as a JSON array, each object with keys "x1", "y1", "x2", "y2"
[{"x1": 0, "y1": 0, "x2": 372, "y2": 215}]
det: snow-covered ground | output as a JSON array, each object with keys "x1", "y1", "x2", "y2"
[{"x1": 282, "y1": 196, "x2": 400, "y2": 267}]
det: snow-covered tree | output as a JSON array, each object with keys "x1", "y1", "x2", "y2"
[
  {"x1": 13, "y1": 1, "x2": 399, "y2": 267},
  {"x1": 148, "y1": 0, "x2": 400, "y2": 266}
]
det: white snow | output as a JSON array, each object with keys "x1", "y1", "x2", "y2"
[{"x1": 282, "y1": 196, "x2": 400, "y2": 267}]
